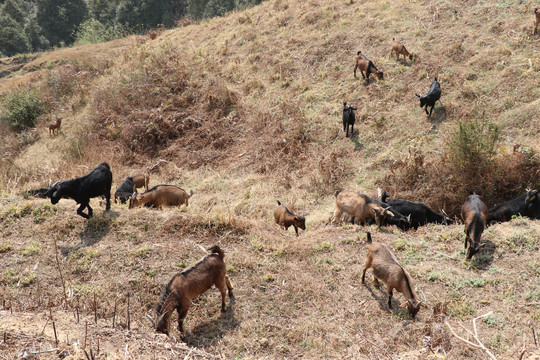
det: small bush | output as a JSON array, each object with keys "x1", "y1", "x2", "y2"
[{"x1": 0, "y1": 88, "x2": 44, "y2": 131}]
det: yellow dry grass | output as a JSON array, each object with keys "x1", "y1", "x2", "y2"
[{"x1": 0, "y1": 0, "x2": 540, "y2": 358}]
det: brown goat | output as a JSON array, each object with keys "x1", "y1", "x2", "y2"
[
  {"x1": 153, "y1": 245, "x2": 233, "y2": 335},
  {"x1": 353, "y1": 51, "x2": 384, "y2": 84},
  {"x1": 129, "y1": 185, "x2": 193, "y2": 209},
  {"x1": 48, "y1": 117, "x2": 62, "y2": 136},
  {"x1": 390, "y1": 38, "x2": 413, "y2": 61},
  {"x1": 132, "y1": 173, "x2": 149, "y2": 192},
  {"x1": 534, "y1": 8, "x2": 540, "y2": 35},
  {"x1": 332, "y1": 190, "x2": 394, "y2": 226},
  {"x1": 274, "y1": 200, "x2": 306, "y2": 236},
  {"x1": 461, "y1": 194, "x2": 487, "y2": 259},
  {"x1": 362, "y1": 232, "x2": 427, "y2": 319}
]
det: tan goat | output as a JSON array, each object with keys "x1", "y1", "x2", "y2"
[
  {"x1": 153, "y1": 245, "x2": 233, "y2": 335},
  {"x1": 390, "y1": 38, "x2": 413, "y2": 61},
  {"x1": 129, "y1": 185, "x2": 193, "y2": 209},
  {"x1": 362, "y1": 232, "x2": 427, "y2": 319},
  {"x1": 353, "y1": 51, "x2": 384, "y2": 84},
  {"x1": 132, "y1": 173, "x2": 149, "y2": 192},
  {"x1": 48, "y1": 117, "x2": 62, "y2": 136},
  {"x1": 274, "y1": 200, "x2": 306, "y2": 236},
  {"x1": 332, "y1": 190, "x2": 394, "y2": 226}
]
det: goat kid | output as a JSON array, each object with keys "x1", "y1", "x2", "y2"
[
  {"x1": 353, "y1": 51, "x2": 384, "y2": 84},
  {"x1": 461, "y1": 194, "x2": 487, "y2": 259},
  {"x1": 274, "y1": 200, "x2": 306, "y2": 236},
  {"x1": 362, "y1": 232, "x2": 427, "y2": 319},
  {"x1": 48, "y1": 117, "x2": 62, "y2": 136},
  {"x1": 114, "y1": 177, "x2": 135, "y2": 204},
  {"x1": 342, "y1": 102, "x2": 357, "y2": 138},
  {"x1": 153, "y1": 245, "x2": 233, "y2": 335},
  {"x1": 390, "y1": 38, "x2": 413, "y2": 61},
  {"x1": 132, "y1": 173, "x2": 150, "y2": 192}
]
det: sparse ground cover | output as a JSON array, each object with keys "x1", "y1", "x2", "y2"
[{"x1": 1, "y1": 0, "x2": 539, "y2": 358}]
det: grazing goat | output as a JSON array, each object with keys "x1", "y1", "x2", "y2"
[
  {"x1": 45, "y1": 163, "x2": 112, "y2": 219},
  {"x1": 154, "y1": 245, "x2": 233, "y2": 335},
  {"x1": 114, "y1": 177, "x2": 135, "y2": 204},
  {"x1": 132, "y1": 173, "x2": 149, "y2": 192},
  {"x1": 333, "y1": 190, "x2": 394, "y2": 226},
  {"x1": 362, "y1": 232, "x2": 427, "y2": 319},
  {"x1": 390, "y1": 38, "x2": 413, "y2": 61},
  {"x1": 486, "y1": 189, "x2": 540, "y2": 223},
  {"x1": 274, "y1": 200, "x2": 306, "y2": 236},
  {"x1": 384, "y1": 198, "x2": 451, "y2": 230},
  {"x1": 461, "y1": 194, "x2": 487, "y2": 259},
  {"x1": 534, "y1": 8, "x2": 540, "y2": 34},
  {"x1": 129, "y1": 185, "x2": 193, "y2": 209},
  {"x1": 416, "y1": 77, "x2": 441, "y2": 117},
  {"x1": 342, "y1": 102, "x2": 357, "y2": 138},
  {"x1": 48, "y1": 117, "x2": 62, "y2": 136},
  {"x1": 353, "y1": 51, "x2": 384, "y2": 84},
  {"x1": 364, "y1": 197, "x2": 411, "y2": 230}
]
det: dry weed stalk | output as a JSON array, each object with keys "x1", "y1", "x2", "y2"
[
  {"x1": 445, "y1": 311, "x2": 497, "y2": 360},
  {"x1": 53, "y1": 237, "x2": 68, "y2": 308}
]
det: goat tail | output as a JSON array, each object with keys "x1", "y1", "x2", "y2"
[
  {"x1": 366, "y1": 232, "x2": 373, "y2": 244},
  {"x1": 208, "y1": 245, "x2": 224, "y2": 260},
  {"x1": 277, "y1": 200, "x2": 282, "y2": 206},
  {"x1": 189, "y1": 189, "x2": 194, "y2": 197},
  {"x1": 335, "y1": 189, "x2": 342, "y2": 197},
  {"x1": 357, "y1": 50, "x2": 362, "y2": 55}
]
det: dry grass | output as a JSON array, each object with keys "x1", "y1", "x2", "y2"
[{"x1": 1, "y1": 0, "x2": 540, "y2": 358}]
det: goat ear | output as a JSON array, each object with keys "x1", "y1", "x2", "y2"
[
  {"x1": 406, "y1": 214, "x2": 411, "y2": 223},
  {"x1": 385, "y1": 210, "x2": 395, "y2": 217},
  {"x1": 371, "y1": 208, "x2": 382, "y2": 215},
  {"x1": 294, "y1": 216, "x2": 299, "y2": 221},
  {"x1": 399, "y1": 301, "x2": 409, "y2": 308}
]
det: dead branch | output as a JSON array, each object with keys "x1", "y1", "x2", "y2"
[{"x1": 445, "y1": 312, "x2": 497, "y2": 360}]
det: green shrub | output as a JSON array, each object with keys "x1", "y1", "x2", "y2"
[
  {"x1": 74, "y1": 19, "x2": 130, "y2": 45},
  {"x1": 0, "y1": 88, "x2": 44, "y2": 131}
]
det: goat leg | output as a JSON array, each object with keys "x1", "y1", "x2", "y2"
[
  {"x1": 77, "y1": 203, "x2": 90, "y2": 219},
  {"x1": 294, "y1": 225, "x2": 299, "y2": 236},
  {"x1": 387, "y1": 289, "x2": 393, "y2": 309}
]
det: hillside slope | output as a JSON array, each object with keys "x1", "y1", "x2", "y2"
[{"x1": 1, "y1": 0, "x2": 540, "y2": 358}]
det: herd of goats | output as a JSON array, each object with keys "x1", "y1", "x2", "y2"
[{"x1": 17, "y1": 9, "x2": 540, "y2": 335}]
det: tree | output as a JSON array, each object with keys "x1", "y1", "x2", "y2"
[
  {"x1": 1, "y1": 0, "x2": 24, "y2": 24},
  {"x1": 0, "y1": 14, "x2": 30, "y2": 56},
  {"x1": 36, "y1": 0, "x2": 88, "y2": 46},
  {"x1": 203, "y1": 0, "x2": 234, "y2": 18},
  {"x1": 25, "y1": 17, "x2": 50, "y2": 52}
]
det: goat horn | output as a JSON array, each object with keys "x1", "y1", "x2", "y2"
[
  {"x1": 145, "y1": 313, "x2": 156, "y2": 327},
  {"x1": 441, "y1": 209, "x2": 449, "y2": 217}
]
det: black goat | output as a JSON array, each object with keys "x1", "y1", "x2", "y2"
[
  {"x1": 115, "y1": 177, "x2": 135, "y2": 204},
  {"x1": 342, "y1": 102, "x2": 357, "y2": 138},
  {"x1": 416, "y1": 77, "x2": 441, "y2": 117},
  {"x1": 384, "y1": 198, "x2": 451, "y2": 230},
  {"x1": 487, "y1": 189, "x2": 540, "y2": 223},
  {"x1": 45, "y1": 163, "x2": 112, "y2": 219}
]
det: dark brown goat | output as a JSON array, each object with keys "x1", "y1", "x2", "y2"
[
  {"x1": 461, "y1": 194, "x2": 487, "y2": 259},
  {"x1": 362, "y1": 232, "x2": 427, "y2": 319},
  {"x1": 274, "y1": 200, "x2": 306, "y2": 236},
  {"x1": 154, "y1": 245, "x2": 233, "y2": 335},
  {"x1": 534, "y1": 8, "x2": 540, "y2": 34},
  {"x1": 353, "y1": 51, "x2": 384, "y2": 84},
  {"x1": 390, "y1": 38, "x2": 413, "y2": 61},
  {"x1": 48, "y1": 117, "x2": 62, "y2": 136}
]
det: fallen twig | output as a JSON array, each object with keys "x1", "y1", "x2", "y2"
[{"x1": 445, "y1": 312, "x2": 497, "y2": 360}]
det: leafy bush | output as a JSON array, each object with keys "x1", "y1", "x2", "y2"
[
  {"x1": 0, "y1": 88, "x2": 44, "y2": 131},
  {"x1": 381, "y1": 118, "x2": 540, "y2": 216},
  {"x1": 74, "y1": 19, "x2": 129, "y2": 45}
]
